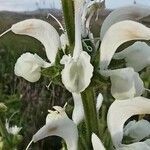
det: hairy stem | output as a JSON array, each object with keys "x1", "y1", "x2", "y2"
[
  {"x1": 81, "y1": 87, "x2": 99, "y2": 149},
  {"x1": 61, "y1": 0, "x2": 75, "y2": 48}
]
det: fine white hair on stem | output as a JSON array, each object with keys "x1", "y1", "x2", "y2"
[
  {"x1": 0, "y1": 28, "x2": 11, "y2": 37},
  {"x1": 46, "y1": 81, "x2": 52, "y2": 90},
  {"x1": 82, "y1": 40, "x2": 93, "y2": 52},
  {"x1": 47, "y1": 13, "x2": 65, "y2": 32},
  {"x1": 25, "y1": 140, "x2": 33, "y2": 150}
]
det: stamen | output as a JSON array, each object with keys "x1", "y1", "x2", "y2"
[
  {"x1": 47, "y1": 13, "x2": 64, "y2": 32},
  {"x1": 46, "y1": 81, "x2": 52, "y2": 90},
  {"x1": 0, "y1": 28, "x2": 11, "y2": 37},
  {"x1": 25, "y1": 140, "x2": 33, "y2": 150}
]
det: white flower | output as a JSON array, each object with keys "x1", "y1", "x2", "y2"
[
  {"x1": 114, "y1": 42, "x2": 150, "y2": 72},
  {"x1": 9, "y1": 19, "x2": 62, "y2": 82},
  {"x1": 124, "y1": 119, "x2": 150, "y2": 142},
  {"x1": 100, "y1": 20, "x2": 150, "y2": 70},
  {"x1": 82, "y1": 0, "x2": 105, "y2": 37},
  {"x1": 100, "y1": 67, "x2": 144, "y2": 99},
  {"x1": 14, "y1": 52, "x2": 51, "y2": 82},
  {"x1": 5, "y1": 119, "x2": 22, "y2": 135},
  {"x1": 11, "y1": 19, "x2": 61, "y2": 63},
  {"x1": 107, "y1": 97, "x2": 150, "y2": 147},
  {"x1": 61, "y1": 0, "x2": 93, "y2": 93},
  {"x1": 72, "y1": 93, "x2": 103, "y2": 124},
  {"x1": 100, "y1": 5, "x2": 150, "y2": 39},
  {"x1": 72, "y1": 93, "x2": 84, "y2": 124},
  {"x1": 32, "y1": 106, "x2": 78, "y2": 150},
  {"x1": 61, "y1": 52, "x2": 93, "y2": 93}
]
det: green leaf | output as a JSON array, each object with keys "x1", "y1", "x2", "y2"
[{"x1": 41, "y1": 66, "x2": 60, "y2": 80}]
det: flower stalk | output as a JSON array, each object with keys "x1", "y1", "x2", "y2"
[
  {"x1": 81, "y1": 87, "x2": 99, "y2": 149},
  {"x1": 61, "y1": 0, "x2": 75, "y2": 48}
]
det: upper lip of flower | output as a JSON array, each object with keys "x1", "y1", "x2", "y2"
[
  {"x1": 32, "y1": 105, "x2": 78, "y2": 150},
  {"x1": 100, "y1": 20, "x2": 150, "y2": 70}
]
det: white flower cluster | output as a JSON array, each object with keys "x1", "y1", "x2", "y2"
[{"x1": 1, "y1": 0, "x2": 150, "y2": 150}]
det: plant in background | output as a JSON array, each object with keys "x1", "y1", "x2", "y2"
[
  {"x1": 0, "y1": 0, "x2": 150, "y2": 150},
  {"x1": 0, "y1": 103, "x2": 22, "y2": 150}
]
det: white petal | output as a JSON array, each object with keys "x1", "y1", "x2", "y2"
[
  {"x1": 33, "y1": 106, "x2": 78, "y2": 150},
  {"x1": 144, "y1": 139, "x2": 150, "y2": 147},
  {"x1": 72, "y1": 93, "x2": 84, "y2": 124},
  {"x1": 124, "y1": 119, "x2": 150, "y2": 142},
  {"x1": 117, "y1": 142, "x2": 150, "y2": 150},
  {"x1": 11, "y1": 19, "x2": 61, "y2": 63},
  {"x1": 114, "y1": 42, "x2": 150, "y2": 72},
  {"x1": 60, "y1": 54, "x2": 72, "y2": 65},
  {"x1": 60, "y1": 33, "x2": 69, "y2": 52},
  {"x1": 100, "y1": 20, "x2": 150, "y2": 70},
  {"x1": 134, "y1": 72, "x2": 144, "y2": 97},
  {"x1": 101, "y1": 68, "x2": 144, "y2": 100},
  {"x1": 73, "y1": 0, "x2": 85, "y2": 59},
  {"x1": 5, "y1": 119, "x2": 22, "y2": 135},
  {"x1": 124, "y1": 120, "x2": 136, "y2": 133},
  {"x1": 14, "y1": 53, "x2": 42, "y2": 82},
  {"x1": 96, "y1": 93, "x2": 103, "y2": 112},
  {"x1": 33, "y1": 54, "x2": 52, "y2": 68},
  {"x1": 92, "y1": 133, "x2": 106, "y2": 150},
  {"x1": 107, "y1": 97, "x2": 150, "y2": 147},
  {"x1": 72, "y1": 93, "x2": 103, "y2": 124},
  {"x1": 61, "y1": 51, "x2": 93, "y2": 93},
  {"x1": 100, "y1": 5, "x2": 150, "y2": 39}
]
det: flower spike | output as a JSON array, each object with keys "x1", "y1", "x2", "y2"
[{"x1": 14, "y1": 52, "x2": 51, "y2": 82}]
